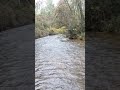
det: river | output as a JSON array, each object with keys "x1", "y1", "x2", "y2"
[{"x1": 35, "y1": 35, "x2": 85, "y2": 90}]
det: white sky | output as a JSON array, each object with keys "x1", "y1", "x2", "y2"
[
  {"x1": 53, "y1": 0, "x2": 60, "y2": 6},
  {"x1": 35, "y1": 0, "x2": 60, "y2": 6}
]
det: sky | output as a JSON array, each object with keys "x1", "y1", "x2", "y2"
[
  {"x1": 35, "y1": 0, "x2": 60, "y2": 6},
  {"x1": 53, "y1": 0, "x2": 60, "y2": 6},
  {"x1": 35, "y1": 0, "x2": 60, "y2": 14}
]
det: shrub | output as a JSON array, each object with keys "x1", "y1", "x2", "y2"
[
  {"x1": 48, "y1": 26, "x2": 67, "y2": 35},
  {"x1": 103, "y1": 16, "x2": 120, "y2": 32},
  {"x1": 0, "y1": 4, "x2": 34, "y2": 31},
  {"x1": 35, "y1": 27, "x2": 49, "y2": 38}
]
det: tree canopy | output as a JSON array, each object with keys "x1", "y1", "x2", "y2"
[{"x1": 35, "y1": 0, "x2": 85, "y2": 39}]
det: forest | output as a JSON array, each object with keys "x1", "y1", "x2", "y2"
[
  {"x1": 36, "y1": 0, "x2": 120, "y2": 40},
  {"x1": 0, "y1": 0, "x2": 119, "y2": 34},
  {"x1": 0, "y1": 0, "x2": 34, "y2": 31},
  {"x1": 35, "y1": 0, "x2": 85, "y2": 40},
  {"x1": 86, "y1": 0, "x2": 120, "y2": 32}
]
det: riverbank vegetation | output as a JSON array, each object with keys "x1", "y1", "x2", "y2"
[
  {"x1": 0, "y1": 0, "x2": 34, "y2": 32},
  {"x1": 86, "y1": 0, "x2": 120, "y2": 32},
  {"x1": 35, "y1": 0, "x2": 85, "y2": 40}
]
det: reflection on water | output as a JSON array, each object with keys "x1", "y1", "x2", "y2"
[
  {"x1": 35, "y1": 35, "x2": 85, "y2": 90},
  {"x1": 86, "y1": 32, "x2": 120, "y2": 90}
]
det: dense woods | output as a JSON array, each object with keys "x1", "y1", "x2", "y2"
[
  {"x1": 35, "y1": 0, "x2": 85, "y2": 39},
  {"x1": 0, "y1": 0, "x2": 34, "y2": 31},
  {"x1": 1, "y1": 0, "x2": 119, "y2": 33},
  {"x1": 35, "y1": 0, "x2": 120, "y2": 39},
  {"x1": 86, "y1": 0, "x2": 120, "y2": 32}
]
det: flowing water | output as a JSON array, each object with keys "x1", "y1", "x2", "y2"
[
  {"x1": 0, "y1": 25, "x2": 119, "y2": 90},
  {"x1": 86, "y1": 32, "x2": 120, "y2": 90},
  {"x1": 35, "y1": 35, "x2": 85, "y2": 90},
  {"x1": 0, "y1": 25, "x2": 34, "y2": 90}
]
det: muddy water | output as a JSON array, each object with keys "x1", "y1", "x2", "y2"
[{"x1": 35, "y1": 35, "x2": 85, "y2": 90}]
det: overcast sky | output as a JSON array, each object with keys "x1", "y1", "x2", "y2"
[{"x1": 35, "y1": 0, "x2": 60, "y2": 6}]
